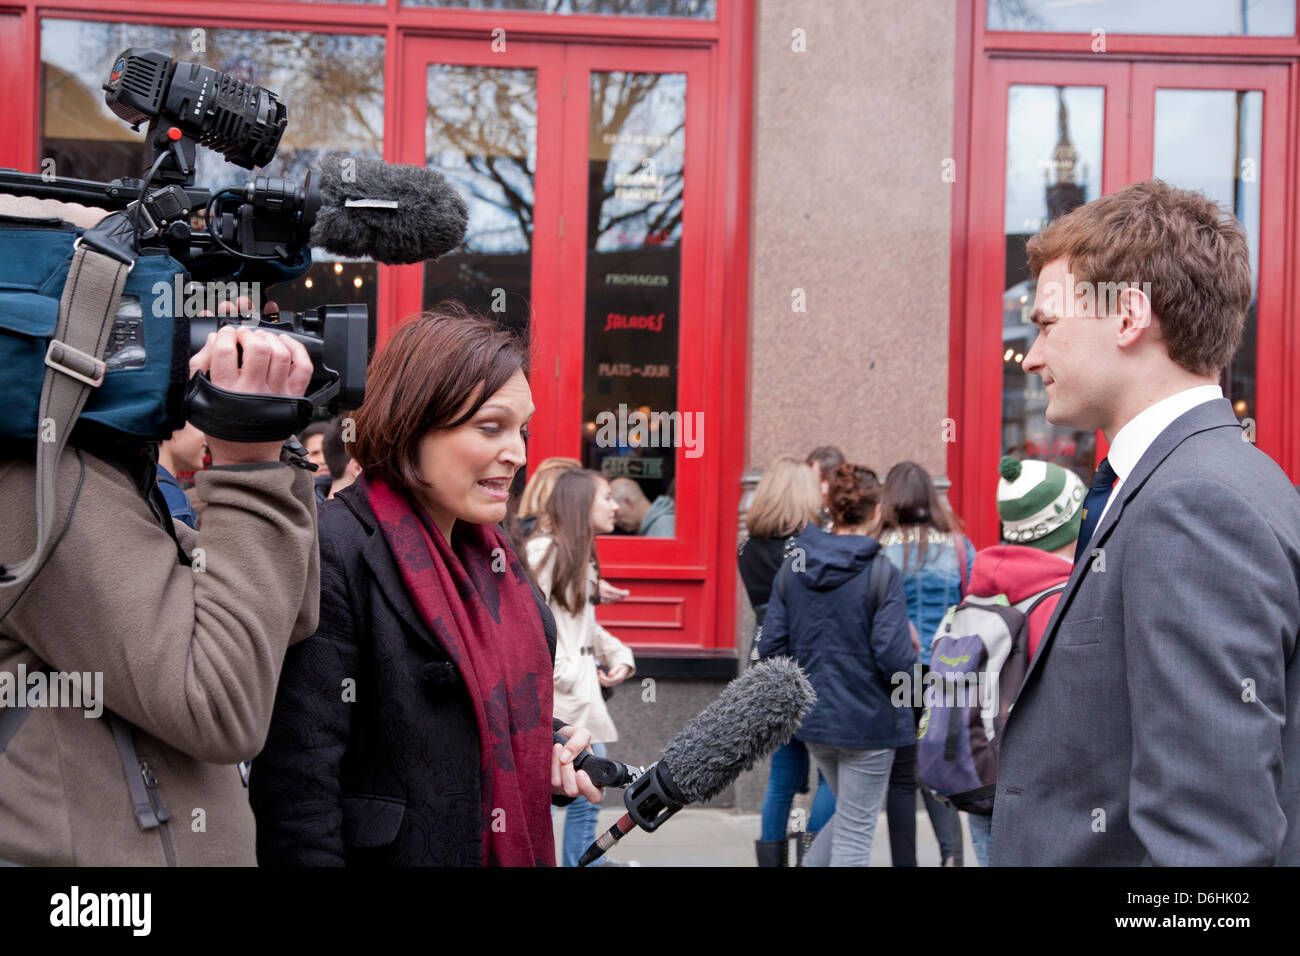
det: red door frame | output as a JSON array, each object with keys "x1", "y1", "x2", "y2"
[
  {"x1": 3, "y1": 0, "x2": 755, "y2": 659},
  {"x1": 951, "y1": 1, "x2": 1300, "y2": 547},
  {"x1": 398, "y1": 36, "x2": 722, "y2": 652}
]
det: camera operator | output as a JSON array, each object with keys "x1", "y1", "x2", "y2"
[{"x1": 0, "y1": 272, "x2": 320, "y2": 866}]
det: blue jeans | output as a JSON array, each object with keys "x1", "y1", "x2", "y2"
[
  {"x1": 804, "y1": 744, "x2": 895, "y2": 867},
  {"x1": 967, "y1": 812, "x2": 991, "y2": 867},
  {"x1": 760, "y1": 738, "x2": 836, "y2": 842},
  {"x1": 559, "y1": 741, "x2": 606, "y2": 867}
]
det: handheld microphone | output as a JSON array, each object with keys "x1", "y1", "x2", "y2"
[
  {"x1": 553, "y1": 733, "x2": 646, "y2": 789},
  {"x1": 310, "y1": 155, "x2": 469, "y2": 264},
  {"x1": 578, "y1": 657, "x2": 815, "y2": 866}
]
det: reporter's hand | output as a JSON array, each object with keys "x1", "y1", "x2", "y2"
[
  {"x1": 598, "y1": 579, "x2": 630, "y2": 604},
  {"x1": 188, "y1": 298, "x2": 312, "y2": 466},
  {"x1": 553, "y1": 724, "x2": 604, "y2": 804}
]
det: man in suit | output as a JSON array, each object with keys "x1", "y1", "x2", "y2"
[{"x1": 990, "y1": 180, "x2": 1300, "y2": 866}]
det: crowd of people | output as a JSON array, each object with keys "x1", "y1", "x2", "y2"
[
  {"x1": 2, "y1": 180, "x2": 1297, "y2": 868},
  {"x1": 740, "y1": 181, "x2": 1300, "y2": 868},
  {"x1": 742, "y1": 443, "x2": 1080, "y2": 866}
]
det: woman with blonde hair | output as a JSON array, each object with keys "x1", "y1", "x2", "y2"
[
  {"x1": 512, "y1": 457, "x2": 581, "y2": 539},
  {"x1": 740, "y1": 454, "x2": 834, "y2": 865}
]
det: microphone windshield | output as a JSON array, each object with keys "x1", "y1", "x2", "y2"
[
  {"x1": 311, "y1": 155, "x2": 468, "y2": 264},
  {"x1": 659, "y1": 657, "x2": 815, "y2": 803}
]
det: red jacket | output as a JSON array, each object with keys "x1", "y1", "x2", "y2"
[{"x1": 965, "y1": 545, "x2": 1073, "y2": 660}]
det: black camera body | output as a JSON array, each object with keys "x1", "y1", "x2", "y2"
[{"x1": 0, "y1": 46, "x2": 365, "y2": 441}]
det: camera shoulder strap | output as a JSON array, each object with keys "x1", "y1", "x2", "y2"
[{"x1": 0, "y1": 213, "x2": 135, "y2": 616}]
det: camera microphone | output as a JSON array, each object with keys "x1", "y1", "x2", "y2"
[
  {"x1": 578, "y1": 657, "x2": 816, "y2": 866},
  {"x1": 310, "y1": 155, "x2": 469, "y2": 265}
]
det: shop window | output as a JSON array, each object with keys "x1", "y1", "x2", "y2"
[
  {"x1": 1002, "y1": 84, "x2": 1104, "y2": 488},
  {"x1": 1152, "y1": 89, "x2": 1262, "y2": 424},
  {"x1": 581, "y1": 71, "x2": 685, "y2": 539},
  {"x1": 402, "y1": 0, "x2": 714, "y2": 18},
  {"x1": 421, "y1": 64, "x2": 537, "y2": 337},
  {"x1": 987, "y1": 0, "x2": 1295, "y2": 36},
  {"x1": 40, "y1": 19, "x2": 385, "y2": 353}
]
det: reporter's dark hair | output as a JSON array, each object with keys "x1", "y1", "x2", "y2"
[{"x1": 349, "y1": 302, "x2": 530, "y2": 494}]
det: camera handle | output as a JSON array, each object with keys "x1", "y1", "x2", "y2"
[{"x1": 185, "y1": 370, "x2": 339, "y2": 443}]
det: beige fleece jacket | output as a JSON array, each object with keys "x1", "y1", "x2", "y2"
[{"x1": 0, "y1": 446, "x2": 318, "y2": 865}]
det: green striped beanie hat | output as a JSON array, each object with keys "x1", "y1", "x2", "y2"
[{"x1": 996, "y1": 455, "x2": 1086, "y2": 552}]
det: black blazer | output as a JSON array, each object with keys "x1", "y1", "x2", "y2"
[{"x1": 250, "y1": 483, "x2": 560, "y2": 866}]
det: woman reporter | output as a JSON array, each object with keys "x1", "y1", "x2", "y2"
[{"x1": 250, "y1": 303, "x2": 601, "y2": 866}]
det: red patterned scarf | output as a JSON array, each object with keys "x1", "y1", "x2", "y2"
[{"x1": 365, "y1": 475, "x2": 555, "y2": 866}]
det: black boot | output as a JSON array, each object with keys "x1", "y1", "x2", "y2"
[
  {"x1": 793, "y1": 829, "x2": 815, "y2": 866},
  {"x1": 754, "y1": 839, "x2": 788, "y2": 867}
]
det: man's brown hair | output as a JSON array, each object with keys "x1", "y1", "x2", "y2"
[
  {"x1": 1025, "y1": 179, "x2": 1252, "y2": 375},
  {"x1": 349, "y1": 301, "x2": 529, "y2": 494}
]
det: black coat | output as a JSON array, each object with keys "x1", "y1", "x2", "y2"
[{"x1": 249, "y1": 483, "x2": 560, "y2": 866}]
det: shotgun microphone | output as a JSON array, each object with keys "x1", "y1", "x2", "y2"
[
  {"x1": 578, "y1": 657, "x2": 816, "y2": 866},
  {"x1": 310, "y1": 155, "x2": 468, "y2": 264}
]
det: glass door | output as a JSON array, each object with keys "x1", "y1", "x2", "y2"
[
  {"x1": 961, "y1": 57, "x2": 1291, "y2": 545},
  {"x1": 560, "y1": 44, "x2": 712, "y2": 645},
  {"x1": 960, "y1": 58, "x2": 1130, "y2": 544},
  {"x1": 1130, "y1": 63, "x2": 1288, "y2": 465},
  {"x1": 400, "y1": 37, "x2": 715, "y2": 646},
  {"x1": 397, "y1": 37, "x2": 567, "y2": 448}
]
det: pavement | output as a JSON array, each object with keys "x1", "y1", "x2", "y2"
[{"x1": 554, "y1": 800, "x2": 980, "y2": 867}]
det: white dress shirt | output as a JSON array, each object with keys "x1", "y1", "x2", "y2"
[{"x1": 1092, "y1": 384, "x2": 1223, "y2": 530}]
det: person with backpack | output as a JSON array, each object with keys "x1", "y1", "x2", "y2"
[
  {"x1": 758, "y1": 463, "x2": 915, "y2": 866},
  {"x1": 740, "y1": 454, "x2": 835, "y2": 866},
  {"x1": 920, "y1": 455, "x2": 1083, "y2": 865},
  {"x1": 875, "y1": 461, "x2": 976, "y2": 866}
]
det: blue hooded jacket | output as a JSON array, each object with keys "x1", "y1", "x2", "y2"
[{"x1": 758, "y1": 524, "x2": 917, "y2": 750}]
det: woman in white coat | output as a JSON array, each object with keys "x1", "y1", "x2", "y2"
[{"x1": 526, "y1": 469, "x2": 635, "y2": 866}]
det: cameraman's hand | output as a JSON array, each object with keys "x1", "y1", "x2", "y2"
[{"x1": 189, "y1": 298, "x2": 313, "y2": 466}]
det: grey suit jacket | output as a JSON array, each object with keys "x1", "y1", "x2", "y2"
[{"x1": 991, "y1": 399, "x2": 1300, "y2": 866}]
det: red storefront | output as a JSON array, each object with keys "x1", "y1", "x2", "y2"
[
  {"x1": 0, "y1": 0, "x2": 753, "y2": 670},
  {"x1": 950, "y1": 1, "x2": 1300, "y2": 546}
]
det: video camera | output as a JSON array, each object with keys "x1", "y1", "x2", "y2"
[{"x1": 0, "y1": 47, "x2": 367, "y2": 443}]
